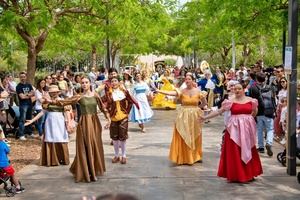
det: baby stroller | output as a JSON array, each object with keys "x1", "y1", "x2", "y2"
[
  {"x1": 1, "y1": 106, "x2": 19, "y2": 137},
  {"x1": 0, "y1": 168, "x2": 18, "y2": 197},
  {"x1": 277, "y1": 131, "x2": 300, "y2": 167}
]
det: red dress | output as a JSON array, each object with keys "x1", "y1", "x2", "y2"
[{"x1": 218, "y1": 101, "x2": 263, "y2": 182}]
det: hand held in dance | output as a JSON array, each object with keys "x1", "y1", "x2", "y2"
[
  {"x1": 104, "y1": 119, "x2": 111, "y2": 129},
  {"x1": 200, "y1": 108, "x2": 224, "y2": 123},
  {"x1": 198, "y1": 115, "x2": 206, "y2": 123}
]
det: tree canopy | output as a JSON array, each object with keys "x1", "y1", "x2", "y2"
[{"x1": 0, "y1": 0, "x2": 297, "y2": 80}]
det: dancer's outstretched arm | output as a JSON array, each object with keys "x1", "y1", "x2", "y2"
[{"x1": 24, "y1": 110, "x2": 45, "y2": 126}]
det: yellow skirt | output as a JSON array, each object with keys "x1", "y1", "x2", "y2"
[{"x1": 169, "y1": 127, "x2": 202, "y2": 165}]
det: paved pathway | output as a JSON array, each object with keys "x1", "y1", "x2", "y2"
[{"x1": 4, "y1": 109, "x2": 300, "y2": 200}]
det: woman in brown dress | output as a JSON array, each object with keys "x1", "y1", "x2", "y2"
[
  {"x1": 25, "y1": 85, "x2": 69, "y2": 167},
  {"x1": 51, "y1": 77, "x2": 111, "y2": 182}
]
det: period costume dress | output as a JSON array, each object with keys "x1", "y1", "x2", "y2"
[
  {"x1": 40, "y1": 102, "x2": 69, "y2": 166},
  {"x1": 169, "y1": 91, "x2": 206, "y2": 165},
  {"x1": 130, "y1": 82, "x2": 153, "y2": 123},
  {"x1": 57, "y1": 94, "x2": 107, "y2": 182},
  {"x1": 152, "y1": 77, "x2": 176, "y2": 110},
  {"x1": 218, "y1": 99, "x2": 263, "y2": 182}
]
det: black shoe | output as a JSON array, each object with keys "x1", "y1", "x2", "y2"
[
  {"x1": 257, "y1": 147, "x2": 265, "y2": 153},
  {"x1": 265, "y1": 144, "x2": 273, "y2": 157}
]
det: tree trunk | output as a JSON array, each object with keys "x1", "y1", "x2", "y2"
[
  {"x1": 220, "y1": 46, "x2": 232, "y2": 65},
  {"x1": 26, "y1": 46, "x2": 37, "y2": 84},
  {"x1": 16, "y1": 26, "x2": 48, "y2": 85},
  {"x1": 242, "y1": 44, "x2": 251, "y2": 65},
  {"x1": 111, "y1": 47, "x2": 118, "y2": 69},
  {"x1": 92, "y1": 45, "x2": 97, "y2": 69}
]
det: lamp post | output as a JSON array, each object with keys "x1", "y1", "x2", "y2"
[{"x1": 286, "y1": 0, "x2": 298, "y2": 176}]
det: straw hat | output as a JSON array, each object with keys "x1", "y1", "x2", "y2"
[{"x1": 48, "y1": 85, "x2": 60, "y2": 93}]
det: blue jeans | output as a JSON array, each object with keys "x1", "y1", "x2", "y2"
[
  {"x1": 34, "y1": 109, "x2": 45, "y2": 136},
  {"x1": 18, "y1": 104, "x2": 33, "y2": 137},
  {"x1": 257, "y1": 115, "x2": 274, "y2": 148}
]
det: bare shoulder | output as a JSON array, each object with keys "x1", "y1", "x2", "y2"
[
  {"x1": 181, "y1": 88, "x2": 188, "y2": 94},
  {"x1": 245, "y1": 96, "x2": 254, "y2": 101}
]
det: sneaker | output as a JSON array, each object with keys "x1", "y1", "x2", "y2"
[
  {"x1": 265, "y1": 144, "x2": 273, "y2": 157},
  {"x1": 27, "y1": 134, "x2": 35, "y2": 139},
  {"x1": 15, "y1": 186, "x2": 25, "y2": 194},
  {"x1": 257, "y1": 147, "x2": 264, "y2": 153},
  {"x1": 3, "y1": 139, "x2": 11, "y2": 144},
  {"x1": 19, "y1": 136, "x2": 27, "y2": 141},
  {"x1": 3, "y1": 139, "x2": 11, "y2": 147}
]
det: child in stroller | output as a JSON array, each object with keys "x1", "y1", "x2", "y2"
[
  {"x1": 276, "y1": 99, "x2": 300, "y2": 168},
  {"x1": 0, "y1": 125, "x2": 24, "y2": 196}
]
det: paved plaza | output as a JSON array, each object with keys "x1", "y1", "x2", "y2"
[{"x1": 5, "y1": 109, "x2": 300, "y2": 200}]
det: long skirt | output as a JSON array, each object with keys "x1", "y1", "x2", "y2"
[
  {"x1": 218, "y1": 131, "x2": 263, "y2": 182},
  {"x1": 274, "y1": 105, "x2": 284, "y2": 138},
  {"x1": 169, "y1": 127, "x2": 202, "y2": 165},
  {"x1": 69, "y1": 114, "x2": 105, "y2": 182},
  {"x1": 40, "y1": 142, "x2": 69, "y2": 166}
]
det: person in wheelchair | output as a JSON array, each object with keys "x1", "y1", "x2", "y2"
[{"x1": 0, "y1": 125, "x2": 25, "y2": 194}]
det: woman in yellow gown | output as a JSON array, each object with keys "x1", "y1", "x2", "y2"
[
  {"x1": 152, "y1": 69, "x2": 177, "y2": 110},
  {"x1": 156, "y1": 73, "x2": 207, "y2": 165}
]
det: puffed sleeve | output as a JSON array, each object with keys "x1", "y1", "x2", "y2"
[
  {"x1": 251, "y1": 98, "x2": 258, "y2": 111},
  {"x1": 221, "y1": 99, "x2": 233, "y2": 111},
  {"x1": 199, "y1": 91, "x2": 207, "y2": 99}
]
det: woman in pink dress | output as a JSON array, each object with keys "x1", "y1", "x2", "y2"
[{"x1": 201, "y1": 82, "x2": 263, "y2": 183}]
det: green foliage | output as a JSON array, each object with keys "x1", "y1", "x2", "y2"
[{"x1": 0, "y1": 0, "x2": 293, "y2": 72}]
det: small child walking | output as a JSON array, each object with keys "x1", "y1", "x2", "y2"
[{"x1": 0, "y1": 125, "x2": 25, "y2": 193}]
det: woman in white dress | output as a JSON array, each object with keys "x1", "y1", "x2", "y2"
[
  {"x1": 25, "y1": 85, "x2": 69, "y2": 166},
  {"x1": 130, "y1": 72, "x2": 153, "y2": 132}
]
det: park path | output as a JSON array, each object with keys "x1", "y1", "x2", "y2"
[{"x1": 4, "y1": 108, "x2": 300, "y2": 200}]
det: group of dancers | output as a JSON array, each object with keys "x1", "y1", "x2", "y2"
[
  {"x1": 0, "y1": 65, "x2": 264, "y2": 184},
  {"x1": 21, "y1": 68, "x2": 155, "y2": 183}
]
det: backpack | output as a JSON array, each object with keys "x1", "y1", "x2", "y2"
[{"x1": 257, "y1": 85, "x2": 277, "y2": 118}]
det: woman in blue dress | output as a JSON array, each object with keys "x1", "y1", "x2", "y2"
[{"x1": 130, "y1": 72, "x2": 153, "y2": 132}]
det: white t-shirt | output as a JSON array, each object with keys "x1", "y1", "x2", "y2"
[
  {"x1": 280, "y1": 106, "x2": 287, "y2": 124},
  {"x1": 34, "y1": 90, "x2": 44, "y2": 110},
  {"x1": 277, "y1": 89, "x2": 287, "y2": 104}
]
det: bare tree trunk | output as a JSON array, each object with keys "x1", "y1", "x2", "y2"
[
  {"x1": 27, "y1": 45, "x2": 37, "y2": 84},
  {"x1": 220, "y1": 45, "x2": 232, "y2": 65},
  {"x1": 16, "y1": 26, "x2": 48, "y2": 84},
  {"x1": 242, "y1": 43, "x2": 251, "y2": 65},
  {"x1": 92, "y1": 45, "x2": 97, "y2": 69}
]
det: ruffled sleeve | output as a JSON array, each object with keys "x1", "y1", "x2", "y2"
[
  {"x1": 199, "y1": 91, "x2": 207, "y2": 99},
  {"x1": 221, "y1": 99, "x2": 233, "y2": 111},
  {"x1": 251, "y1": 98, "x2": 258, "y2": 111}
]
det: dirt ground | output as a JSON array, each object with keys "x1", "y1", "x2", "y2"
[{"x1": 8, "y1": 136, "x2": 41, "y2": 172}]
